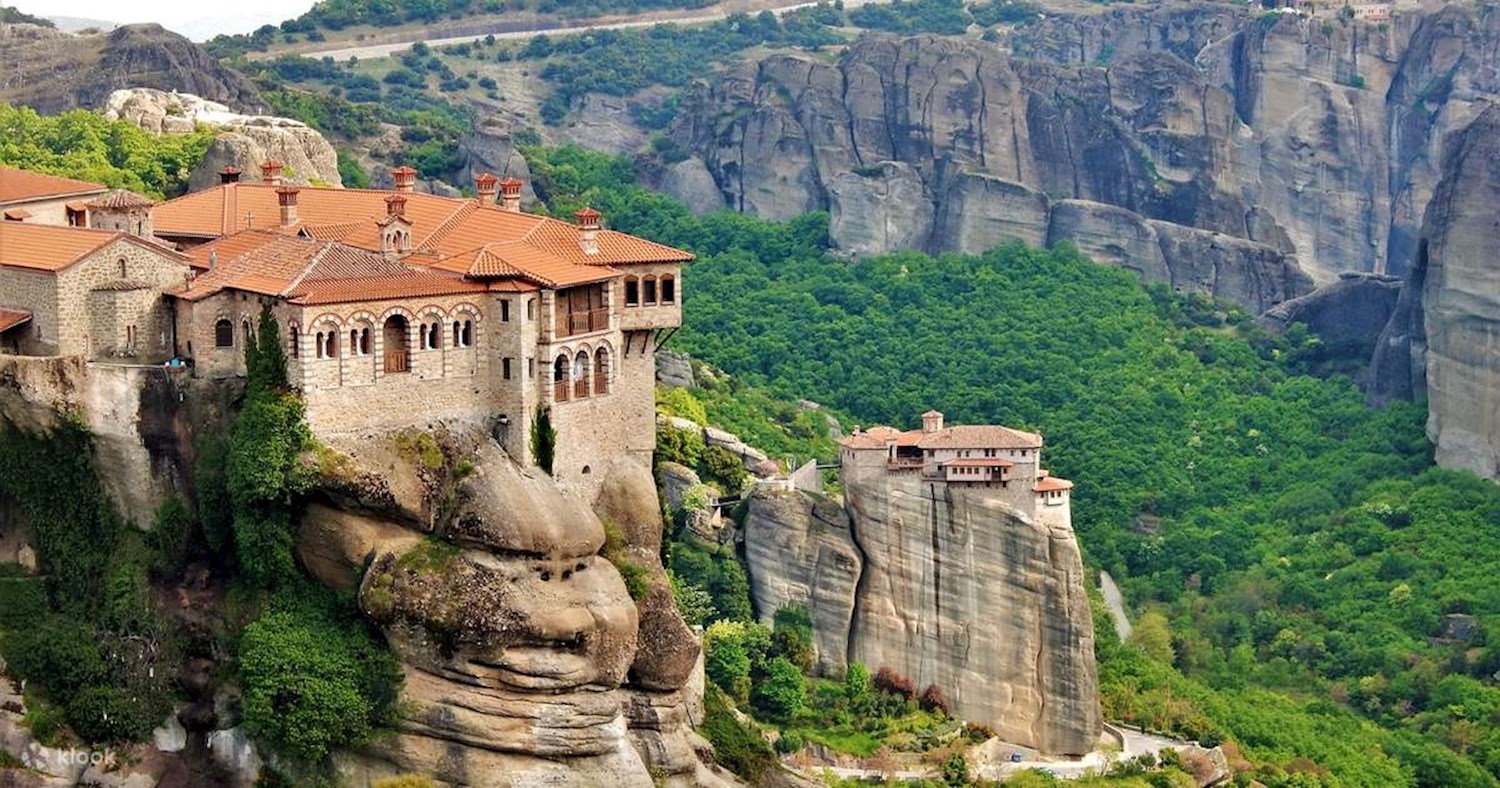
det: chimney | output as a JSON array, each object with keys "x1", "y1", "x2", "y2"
[
  {"x1": 392, "y1": 165, "x2": 417, "y2": 194},
  {"x1": 276, "y1": 186, "x2": 300, "y2": 227},
  {"x1": 921, "y1": 410, "x2": 944, "y2": 434},
  {"x1": 259, "y1": 160, "x2": 284, "y2": 187},
  {"x1": 475, "y1": 172, "x2": 498, "y2": 203},
  {"x1": 219, "y1": 166, "x2": 242, "y2": 185},
  {"x1": 385, "y1": 193, "x2": 407, "y2": 218},
  {"x1": 575, "y1": 206, "x2": 601, "y2": 255},
  {"x1": 499, "y1": 176, "x2": 523, "y2": 213}
]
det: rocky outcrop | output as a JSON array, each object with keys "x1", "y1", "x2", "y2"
[
  {"x1": 742, "y1": 478, "x2": 1100, "y2": 755},
  {"x1": 1370, "y1": 105, "x2": 1500, "y2": 479},
  {"x1": 300, "y1": 427, "x2": 733, "y2": 786},
  {"x1": 1260, "y1": 272, "x2": 1404, "y2": 359},
  {"x1": 0, "y1": 23, "x2": 262, "y2": 115},
  {"x1": 741, "y1": 491, "x2": 862, "y2": 676},
  {"x1": 459, "y1": 116, "x2": 534, "y2": 198},
  {"x1": 103, "y1": 88, "x2": 342, "y2": 188},
  {"x1": 669, "y1": 5, "x2": 1500, "y2": 301}
]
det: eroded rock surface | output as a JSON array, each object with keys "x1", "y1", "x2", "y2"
[
  {"x1": 103, "y1": 88, "x2": 342, "y2": 188},
  {"x1": 1371, "y1": 105, "x2": 1500, "y2": 480},
  {"x1": 743, "y1": 476, "x2": 1100, "y2": 755},
  {"x1": 670, "y1": 5, "x2": 1500, "y2": 303},
  {"x1": 299, "y1": 426, "x2": 729, "y2": 786}
]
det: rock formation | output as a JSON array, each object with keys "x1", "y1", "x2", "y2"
[
  {"x1": 301, "y1": 427, "x2": 736, "y2": 787},
  {"x1": 741, "y1": 478, "x2": 1100, "y2": 755},
  {"x1": 666, "y1": 5, "x2": 1500, "y2": 304},
  {"x1": 1369, "y1": 105, "x2": 1500, "y2": 480},
  {"x1": 1259, "y1": 272, "x2": 1403, "y2": 360},
  {"x1": 0, "y1": 23, "x2": 262, "y2": 114},
  {"x1": 103, "y1": 88, "x2": 343, "y2": 188}
]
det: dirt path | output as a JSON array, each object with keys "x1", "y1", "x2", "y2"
[{"x1": 278, "y1": 0, "x2": 887, "y2": 62}]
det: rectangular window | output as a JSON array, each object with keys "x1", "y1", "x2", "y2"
[
  {"x1": 527, "y1": 357, "x2": 535, "y2": 378},
  {"x1": 643, "y1": 278, "x2": 657, "y2": 305},
  {"x1": 501, "y1": 300, "x2": 511, "y2": 322},
  {"x1": 527, "y1": 299, "x2": 536, "y2": 320},
  {"x1": 625, "y1": 278, "x2": 640, "y2": 306},
  {"x1": 503, "y1": 357, "x2": 512, "y2": 380}
]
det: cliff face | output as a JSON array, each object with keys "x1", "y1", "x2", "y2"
[
  {"x1": 667, "y1": 5, "x2": 1499, "y2": 306},
  {"x1": 1370, "y1": 105, "x2": 1500, "y2": 480},
  {"x1": 743, "y1": 480, "x2": 1100, "y2": 755},
  {"x1": 0, "y1": 23, "x2": 262, "y2": 114}
]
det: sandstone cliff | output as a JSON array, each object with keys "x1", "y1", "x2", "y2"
[
  {"x1": 0, "y1": 23, "x2": 262, "y2": 114},
  {"x1": 666, "y1": 4, "x2": 1500, "y2": 306},
  {"x1": 104, "y1": 88, "x2": 343, "y2": 188},
  {"x1": 742, "y1": 482, "x2": 1100, "y2": 755},
  {"x1": 1369, "y1": 104, "x2": 1500, "y2": 480}
]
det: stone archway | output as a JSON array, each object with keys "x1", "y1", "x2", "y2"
[{"x1": 383, "y1": 315, "x2": 410, "y2": 373}]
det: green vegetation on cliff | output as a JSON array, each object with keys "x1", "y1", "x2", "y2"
[
  {"x1": 527, "y1": 143, "x2": 1500, "y2": 786},
  {"x1": 0, "y1": 104, "x2": 214, "y2": 198}
]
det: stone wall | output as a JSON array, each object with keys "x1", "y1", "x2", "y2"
[
  {"x1": 55, "y1": 238, "x2": 191, "y2": 358},
  {"x1": 0, "y1": 267, "x2": 58, "y2": 355}
]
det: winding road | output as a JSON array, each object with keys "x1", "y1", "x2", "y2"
[
  {"x1": 279, "y1": 0, "x2": 889, "y2": 62},
  {"x1": 1100, "y1": 569, "x2": 1132, "y2": 641}
]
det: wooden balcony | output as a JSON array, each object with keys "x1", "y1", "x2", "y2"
[
  {"x1": 384, "y1": 350, "x2": 410, "y2": 373},
  {"x1": 574, "y1": 378, "x2": 591, "y2": 399},
  {"x1": 556, "y1": 308, "x2": 610, "y2": 338},
  {"x1": 594, "y1": 372, "x2": 609, "y2": 395},
  {"x1": 554, "y1": 380, "x2": 569, "y2": 402}
]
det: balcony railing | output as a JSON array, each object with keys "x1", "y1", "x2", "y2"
[
  {"x1": 574, "y1": 378, "x2": 591, "y2": 399},
  {"x1": 554, "y1": 380, "x2": 569, "y2": 402},
  {"x1": 594, "y1": 371, "x2": 609, "y2": 395},
  {"x1": 556, "y1": 308, "x2": 610, "y2": 338},
  {"x1": 887, "y1": 458, "x2": 925, "y2": 470},
  {"x1": 384, "y1": 350, "x2": 410, "y2": 373}
]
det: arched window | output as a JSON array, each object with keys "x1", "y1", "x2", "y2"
[
  {"x1": 624, "y1": 276, "x2": 640, "y2": 307},
  {"x1": 661, "y1": 274, "x2": 676, "y2": 304},
  {"x1": 214, "y1": 319, "x2": 234, "y2": 348},
  {"x1": 288, "y1": 324, "x2": 299, "y2": 358},
  {"x1": 594, "y1": 346, "x2": 610, "y2": 395},
  {"x1": 553, "y1": 354, "x2": 570, "y2": 401},
  {"x1": 642, "y1": 275, "x2": 657, "y2": 305},
  {"x1": 319, "y1": 331, "x2": 337, "y2": 359},
  {"x1": 573, "y1": 351, "x2": 591, "y2": 399},
  {"x1": 350, "y1": 329, "x2": 360, "y2": 355},
  {"x1": 427, "y1": 321, "x2": 440, "y2": 350},
  {"x1": 462, "y1": 320, "x2": 473, "y2": 347},
  {"x1": 118, "y1": 259, "x2": 127, "y2": 279},
  {"x1": 242, "y1": 320, "x2": 252, "y2": 345}
]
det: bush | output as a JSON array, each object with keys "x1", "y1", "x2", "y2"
[
  {"x1": 701, "y1": 445, "x2": 750, "y2": 492},
  {"x1": 873, "y1": 666, "x2": 916, "y2": 701},
  {"x1": 751, "y1": 656, "x2": 805, "y2": 721},
  {"x1": 531, "y1": 406, "x2": 556, "y2": 474},
  {"x1": 65, "y1": 686, "x2": 159, "y2": 744},
  {"x1": 239, "y1": 587, "x2": 402, "y2": 762},
  {"x1": 919, "y1": 684, "x2": 951, "y2": 715},
  {"x1": 701, "y1": 685, "x2": 777, "y2": 782}
]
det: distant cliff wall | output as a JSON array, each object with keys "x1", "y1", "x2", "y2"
[{"x1": 666, "y1": 4, "x2": 1500, "y2": 307}]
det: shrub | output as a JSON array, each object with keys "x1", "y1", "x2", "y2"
[
  {"x1": 873, "y1": 666, "x2": 916, "y2": 700},
  {"x1": 239, "y1": 587, "x2": 402, "y2": 762},
  {"x1": 751, "y1": 656, "x2": 805, "y2": 721},
  {"x1": 701, "y1": 685, "x2": 777, "y2": 781},
  {"x1": 919, "y1": 683, "x2": 951, "y2": 715},
  {"x1": 701, "y1": 445, "x2": 749, "y2": 492},
  {"x1": 66, "y1": 686, "x2": 159, "y2": 744},
  {"x1": 530, "y1": 406, "x2": 556, "y2": 474}
]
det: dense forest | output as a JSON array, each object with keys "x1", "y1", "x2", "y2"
[{"x1": 521, "y1": 144, "x2": 1500, "y2": 787}]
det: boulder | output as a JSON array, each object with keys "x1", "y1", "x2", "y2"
[
  {"x1": 206, "y1": 727, "x2": 262, "y2": 788},
  {"x1": 103, "y1": 88, "x2": 341, "y2": 188},
  {"x1": 1259, "y1": 272, "x2": 1404, "y2": 359},
  {"x1": 828, "y1": 161, "x2": 934, "y2": 255},
  {"x1": 656, "y1": 350, "x2": 695, "y2": 389}
]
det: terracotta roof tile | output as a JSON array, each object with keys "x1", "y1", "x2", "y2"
[
  {"x1": 1033, "y1": 476, "x2": 1074, "y2": 493},
  {"x1": 85, "y1": 189, "x2": 155, "y2": 210},
  {"x1": 0, "y1": 222, "x2": 187, "y2": 273},
  {"x1": 918, "y1": 424, "x2": 1043, "y2": 450},
  {"x1": 0, "y1": 308, "x2": 32, "y2": 333},
  {"x1": 289, "y1": 271, "x2": 490, "y2": 306},
  {"x1": 4, "y1": 208, "x2": 32, "y2": 220},
  {"x1": 0, "y1": 168, "x2": 106, "y2": 205}
]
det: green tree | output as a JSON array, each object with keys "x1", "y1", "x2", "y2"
[
  {"x1": 531, "y1": 405, "x2": 556, "y2": 474},
  {"x1": 1132, "y1": 610, "x2": 1176, "y2": 664},
  {"x1": 750, "y1": 656, "x2": 805, "y2": 721}
]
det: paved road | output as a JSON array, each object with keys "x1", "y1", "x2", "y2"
[
  {"x1": 1100, "y1": 570, "x2": 1132, "y2": 641},
  {"x1": 293, "y1": 0, "x2": 881, "y2": 61}
]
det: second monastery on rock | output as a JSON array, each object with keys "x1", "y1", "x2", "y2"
[{"x1": 0, "y1": 163, "x2": 689, "y2": 491}]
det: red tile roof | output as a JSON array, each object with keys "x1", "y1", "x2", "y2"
[
  {"x1": 0, "y1": 222, "x2": 187, "y2": 273},
  {"x1": 841, "y1": 422, "x2": 1044, "y2": 451},
  {"x1": 152, "y1": 184, "x2": 693, "y2": 278},
  {"x1": 0, "y1": 308, "x2": 32, "y2": 333},
  {"x1": 0, "y1": 168, "x2": 107, "y2": 206},
  {"x1": 175, "y1": 229, "x2": 495, "y2": 307},
  {"x1": 85, "y1": 189, "x2": 155, "y2": 210},
  {"x1": 1033, "y1": 476, "x2": 1074, "y2": 492}
]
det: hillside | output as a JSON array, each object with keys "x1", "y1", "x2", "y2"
[{"x1": 523, "y1": 143, "x2": 1500, "y2": 787}]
